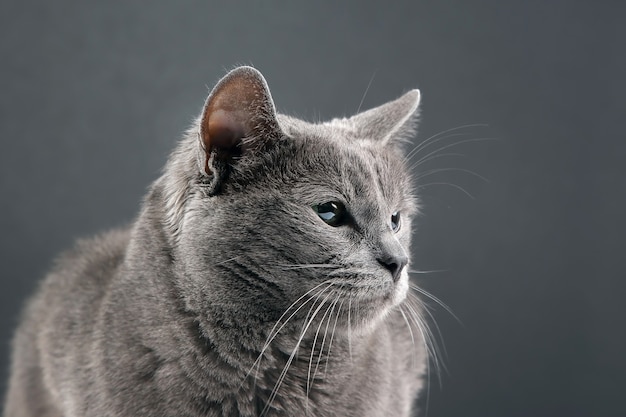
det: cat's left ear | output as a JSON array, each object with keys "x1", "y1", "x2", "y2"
[
  {"x1": 346, "y1": 89, "x2": 421, "y2": 146},
  {"x1": 199, "y1": 66, "x2": 282, "y2": 193}
]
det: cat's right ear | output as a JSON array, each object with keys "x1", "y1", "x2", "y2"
[
  {"x1": 199, "y1": 66, "x2": 282, "y2": 194},
  {"x1": 346, "y1": 89, "x2": 421, "y2": 147}
]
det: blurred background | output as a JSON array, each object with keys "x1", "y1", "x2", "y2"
[{"x1": 1, "y1": 1, "x2": 624, "y2": 416}]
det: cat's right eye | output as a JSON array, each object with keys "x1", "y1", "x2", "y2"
[{"x1": 312, "y1": 201, "x2": 347, "y2": 227}]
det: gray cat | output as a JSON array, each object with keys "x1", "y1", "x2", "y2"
[{"x1": 4, "y1": 67, "x2": 430, "y2": 417}]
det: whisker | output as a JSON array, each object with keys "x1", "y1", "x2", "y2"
[
  {"x1": 415, "y1": 297, "x2": 450, "y2": 363},
  {"x1": 301, "y1": 287, "x2": 329, "y2": 338},
  {"x1": 265, "y1": 281, "x2": 332, "y2": 343},
  {"x1": 409, "y1": 283, "x2": 460, "y2": 323},
  {"x1": 312, "y1": 292, "x2": 341, "y2": 384},
  {"x1": 415, "y1": 167, "x2": 490, "y2": 183},
  {"x1": 323, "y1": 297, "x2": 344, "y2": 378},
  {"x1": 408, "y1": 269, "x2": 449, "y2": 274},
  {"x1": 277, "y1": 263, "x2": 340, "y2": 271},
  {"x1": 408, "y1": 288, "x2": 452, "y2": 384},
  {"x1": 306, "y1": 296, "x2": 336, "y2": 401},
  {"x1": 214, "y1": 256, "x2": 241, "y2": 266},
  {"x1": 407, "y1": 298, "x2": 437, "y2": 415},
  {"x1": 406, "y1": 123, "x2": 488, "y2": 162},
  {"x1": 347, "y1": 296, "x2": 353, "y2": 364},
  {"x1": 242, "y1": 281, "x2": 333, "y2": 387},
  {"x1": 416, "y1": 182, "x2": 476, "y2": 199},
  {"x1": 406, "y1": 132, "x2": 473, "y2": 163},
  {"x1": 406, "y1": 293, "x2": 448, "y2": 378},
  {"x1": 410, "y1": 137, "x2": 498, "y2": 170},
  {"x1": 356, "y1": 70, "x2": 377, "y2": 114},
  {"x1": 404, "y1": 298, "x2": 442, "y2": 383},
  {"x1": 402, "y1": 297, "x2": 434, "y2": 414},
  {"x1": 420, "y1": 123, "x2": 488, "y2": 142},
  {"x1": 398, "y1": 306, "x2": 417, "y2": 368},
  {"x1": 409, "y1": 152, "x2": 467, "y2": 170},
  {"x1": 262, "y1": 288, "x2": 335, "y2": 416}
]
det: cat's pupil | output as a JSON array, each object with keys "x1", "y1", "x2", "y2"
[
  {"x1": 312, "y1": 201, "x2": 346, "y2": 227},
  {"x1": 391, "y1": 211, "x2": 401, "y2": 232}
]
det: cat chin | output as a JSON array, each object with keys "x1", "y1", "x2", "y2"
[
  {"x1": 345, "y1": 272, "x2": 411, "y2": 334},
  {"x1": 390, "y1": 270, "x2": 410, "y2": 306}
]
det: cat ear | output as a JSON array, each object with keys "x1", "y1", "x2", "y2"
[
  {"x1": 199, "y1": 66, "x2": 282, "y2": 190},
  {"x1": 346, "y1": 89, "x2": 421, "y2": 146}
]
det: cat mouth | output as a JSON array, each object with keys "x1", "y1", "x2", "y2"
[
  {"x1": 318, "y1": 275, "x2": 408, "y2": 308},
  {"x1": 286, "y1": 271, "x2": 410, "y2": 333},
  {"x1": 304, "y1": 280, "x2": 407, "y2": 332}
]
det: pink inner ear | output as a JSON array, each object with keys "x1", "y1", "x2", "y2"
[
  {"x1": 206, "y1": 109, "x2": 245, "y2": 151},
  {"x1": 199, "y1": 67, "x2": 281, "y2": 177}
]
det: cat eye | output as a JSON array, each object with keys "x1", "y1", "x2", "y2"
[
  {"x1": 391, "y1": 211, "x2": 401, "y2": 233},
  {"x1": 312, "y1": 201, "x2": 347, "y2": 227}
]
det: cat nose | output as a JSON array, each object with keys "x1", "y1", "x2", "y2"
[{"x1": 377, "y1": 253, "x2": 408, "y2": 283}]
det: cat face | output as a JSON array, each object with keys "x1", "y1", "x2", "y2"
[{"x1": 172, "y1": 67, "x2": 420, "y2": 333}]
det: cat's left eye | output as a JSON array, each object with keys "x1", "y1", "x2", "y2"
[
  {"x1": 391, "y1": 211, "x2": 401, "y2": 233},
  {"x1": 312, "y1": 201, "x2": 347, "y2": 227}
]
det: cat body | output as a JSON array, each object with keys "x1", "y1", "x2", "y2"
[{"x1": 4, "y1": 67, "x2": 427, "y2": 417}]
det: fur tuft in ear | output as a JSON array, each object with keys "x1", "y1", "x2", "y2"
[
  {"x1": 345, "y1": 89, "x2": 421, "y2": 146},
  {"x1": 199, "y1": 66, "x2": 282, "y2": 193}
]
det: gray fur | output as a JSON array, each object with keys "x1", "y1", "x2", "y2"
[{"x1": 4, "y1": 67, "x2": 428, "y2": 417}]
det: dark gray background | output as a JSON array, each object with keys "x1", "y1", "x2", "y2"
[{"x1": 1, "y1": 1, "x2": 624, "y2": 416}]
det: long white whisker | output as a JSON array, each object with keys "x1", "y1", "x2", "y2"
[
  {"x1": 409, "y1": 283, "x2": 459, "y2": 323},
  {"x1": 347, "y1": 296, "x2": 353, "y2": 364},
  {"x1": 406, "y1": 132, "x2": 473, "y2": 163},
  {"x1": 324, "y1": 297, "x2": 344, "y2": 378},
  {"x1": 415, "y1": 167, "x2": 490, "y2": 183},
  {"x1": 312, "y1": 292, "x2": 341, "y2": 385},
  {"x1": 408, "y1": 269, "x2": 449, "y2": 274},
  {"x1": 306, "y1": 295, "x2": 336, "y2": 401},
  {"x1": 409, "y1": 152, "x2": 466, "y2": 171},
  {"x1": 411, "y1": 137, "x2": 498, "y2": 169},
  {"x1": 266, "y1": 281, "x2": 332, "y2": 344},
  {"x1": 356, "y1": 70, "x2": 377, "y2": 114},
  {"x1": 263, "y1": 288, "x2": 335, "y2": 416},
  {"x1": 398, "y1": 306, "x2": 417, "y2": 368},
  {"x1": 306, "y1": 294, "x2": 333, "y2": 396},
  {"x1": 242, "y1": 281, "x2": 333, "y2": 387},
  {"x1": 214, "y1": 256, "x2": 241, "y2": 265},
  {"x1": 416, "y1": 182, "x2": 476, "y2": 199},
  {"x1": 415, "y1": 296, "x2": 450, "y2": 364},
  {"x1": 405, "y1": 292, "x2": 449, "y2": 390},
  {"x1": 405, "y1": 123, "x2": 488, "y2": 163},
  {"x1": 301, "y1": 286, "x2": 330, "y2": 338},
  {"x1": 277, "y1": 263, "x2": 341, "y2": 271},
  {"x1": 420, "y1": 122, "x2": 488, "y2": 141},
  {"x1": 406, "y1": 294, "x2": 446, "y2": 379},
  {"x1": 404, "y1": 298, "x2": 441, "y2": 379},
  {"x1": 402, "y1": 297, "x2": 434, "y2": 415}
]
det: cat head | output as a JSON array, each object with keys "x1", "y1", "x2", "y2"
[{"x1": 162, "y1": 67, "x2": 420, "y2": 332}]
